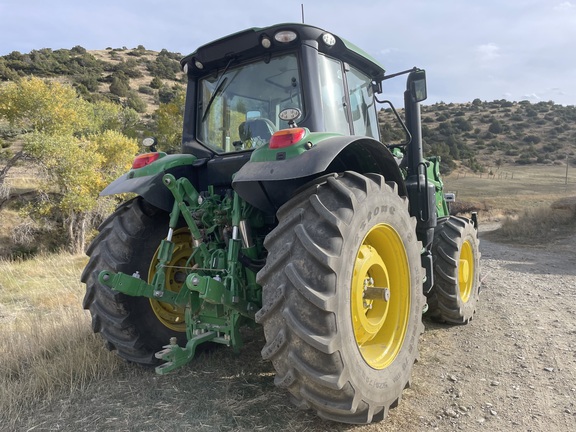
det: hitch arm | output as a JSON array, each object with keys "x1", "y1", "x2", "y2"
[{"x1": 98, "y1": 270, "x2": 189, "y2": 306}]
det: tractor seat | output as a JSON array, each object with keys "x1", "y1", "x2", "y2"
[{"x1": 238, "y1": 119, "x2": 276, "y2": 147}]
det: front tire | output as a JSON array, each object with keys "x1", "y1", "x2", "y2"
[
  {"x1": 427, "y1": 216, "x2": 481, "y2": 324},
  {"x1": 81, "y1": 197, "x2": 186, "y2": 365},
  {"x1": 256, "y1": 172, "x2": 424, "y2": 424}
]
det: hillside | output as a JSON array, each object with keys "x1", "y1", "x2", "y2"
[
  {"x1": 2, "y1": 45, "x2": 576, "y2": 174},
  {"x1": 380, "y1": 99, "x2": 576, "y2": 174},
  {"x1": 0, "y1": 45, "x2": 185, "y2": 118}
]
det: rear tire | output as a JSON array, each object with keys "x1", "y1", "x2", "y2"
[
  {"x1": 81, "y1": 197, "x2": 186, "y2": 365},
  {"x1": 256, "y1": 172, "x2": 424, "y2": 424},
  {"x1": 427, "y1": 216, "x2": 481, "y2": 324}
]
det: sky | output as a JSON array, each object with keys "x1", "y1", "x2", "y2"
[{"x1": 1, "y1": 0, "x2": 575, "y2": 106}]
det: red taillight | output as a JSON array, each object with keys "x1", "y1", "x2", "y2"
[
  {"x1": 269, "y1": 128, "x2": 306, "y2": 149},
  {"x1": 132, "y1": 152, "x2": 160, "y2": 169}
]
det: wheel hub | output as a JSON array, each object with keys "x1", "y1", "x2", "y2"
[
  {"x1": 458, "y1": 240, "x2": 474, "y2": 303},
  {"x1": 351, "y1": 224, "x2": 410, "y2": 370}
]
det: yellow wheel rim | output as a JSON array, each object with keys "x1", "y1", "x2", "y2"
[
  {"x1": 148, "y1": 228, "x2": 192, "y2": 332},
  {"x1": 458, "y1": 240, "x2": 474, "y2": 303},
  {"x1": 351, "y1": 224, "x2": 411, "y2": 370}
]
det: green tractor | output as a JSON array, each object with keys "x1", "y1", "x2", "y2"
[{"x1": 82, "y1": 23, "x2": 481, "y2": 424}]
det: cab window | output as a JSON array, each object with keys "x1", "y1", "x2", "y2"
[
  {"x1": 198, "y1": 53, "x2": 303, "y2": 152},
  {"x1": 318, "y1": 54, "x2": 349, "y2": 135},
  {"x1": 347, "y1": 65, "x2": 378, "y2": 138}
]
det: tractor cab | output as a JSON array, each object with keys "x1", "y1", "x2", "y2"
[{"x1": 180, "y1": 23, "x2": 385, "y2": 158}]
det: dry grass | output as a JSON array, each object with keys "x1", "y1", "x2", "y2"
[
  {"x1": 3, "y1": 164, "x2": 44, "y2": 191},
  {"x1": 445, "y1": 165, "x2": 575, "y2": 216},
  {"x1": 446, "y1": 165, "x2": 576, "y2": 244},
  {"x1": 0, "y1": 255, "x2": 333, "y2": 431},
  {"x1": 487, "y1": 206, "x2": 576, "y2": 245},
  {"x1": 0, "y1": 253, "x2": 121, "y2": 429},
  {"x1": 0, "y1": 253, "x2": 305, "y2": 431}
]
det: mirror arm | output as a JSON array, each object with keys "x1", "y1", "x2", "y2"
[{"x1": 374, "y1": 97, "x2": 412, "y2": 148}]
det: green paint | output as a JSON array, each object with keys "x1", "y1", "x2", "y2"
[
  {"x1": 249, "y1": 130, "x2": 343, "y2": 163},
  {"x1": 127, "y1": 153, "x2": 197, "y2": 179},
  {"x1": 426, "y1": 156, "x2": 450, "y2": 218}
]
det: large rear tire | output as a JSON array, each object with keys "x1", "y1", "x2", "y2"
[
  {"x1": 427, "y1": 216, "x2": 481, "y2": 324},
  {"x1": 81, "y1": 197, "x2": 187, "y2": 365},
  {"x1": 256, "y1": 172, "x2": 424, "y2": 424}
]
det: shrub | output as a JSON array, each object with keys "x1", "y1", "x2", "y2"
[
  {"x1": 138, "y1": 85, "x2": 155, "y2": 95},
  {"x1": 70, "y1": 45, "x2": 87, "y2": 55},
  {"x1": 158, "y1": 85, "x2": 182, "y2": 104},
  {"x1": 114, "y1": 59, "x2": 143, "y2": 78},
  {"x1": 542, "y1": 142, "x2": 561, "y2": 152},
  {"x1": 128, "y1": 45, "x2": 146, "y2": 57},
  {"x1": 516, "y1": 155, "x2": 533, "y2": 165},
  {"x1": 523, "y1": 135, "x2": 541, "y2": 144},
  {"x1": 147, "y1": 53, "x2": 180, "y2": 80},
  {"x1": 109, "y1": 77, "x2": 129, "y2": 97},
  {"x1": 488, "y1": 119, "x2": 503, "y2": 134},
  {"x1": 74, "y1": 73, "x2": 100, "y2": 92},
  {"x1": 150, "y1": 77, "x2": 163, "y2": 89},
  {"x1": 126, "y1": 91, "x2": 147, "y2": 113}
]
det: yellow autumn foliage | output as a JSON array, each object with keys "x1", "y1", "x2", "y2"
[
  {"x1": 24, "y1": 130, "x2": 137, "y2": 213},
  {"x1": 156, "y1": 89, "x2": 185, "y2": 152},
  {"x1": 0, "y1": 77, "x2": 91, "y2": 134},
  {"x1": 0, "y1": 77, "x2": 139, "y2": 251}
]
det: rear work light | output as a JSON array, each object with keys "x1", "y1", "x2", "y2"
[
  {"x1": 132, "y1": 152, "x2": 160, "y2": 169},
  {"x1": 269, "y1": 128, "x2": 306, "y2": 149}
]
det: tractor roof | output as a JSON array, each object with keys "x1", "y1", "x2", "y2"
[{"x1": 181, "y1": 23, "x2": 386, "y2": 81}]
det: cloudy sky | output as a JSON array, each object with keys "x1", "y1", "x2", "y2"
[{"x1": 1, "y1": 0, "x2": 575, "y2": 106}]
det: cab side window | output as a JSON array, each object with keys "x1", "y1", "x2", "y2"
[
  {"x1": 318, "y1": 54, "x2": 349, "y2": 135},
  {"x1": 347, "y1": 66, "x2": 378, "y2": 138}
]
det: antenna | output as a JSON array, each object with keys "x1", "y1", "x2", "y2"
[{"x1": 301, "y1": 4, "x2": 305, "y2": 23}]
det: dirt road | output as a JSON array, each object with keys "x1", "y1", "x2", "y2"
[
  {"x1": 383, "y1": 225, "x2": 576, "y2": 431},
  {"x1": 10, "y1": 227, "x2": 576, "y2": 431}
]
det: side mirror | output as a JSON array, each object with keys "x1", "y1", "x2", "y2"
[{"x1": 407, "y1": 69, "x2": 427, "y2": 103}]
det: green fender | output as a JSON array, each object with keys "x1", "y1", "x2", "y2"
[
  {"x1": 100, "y1": 153, "x2": 198, "y2": 212},
  {"x1": 232, "y1": 134, "x2": 406, "y2": 214}
]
